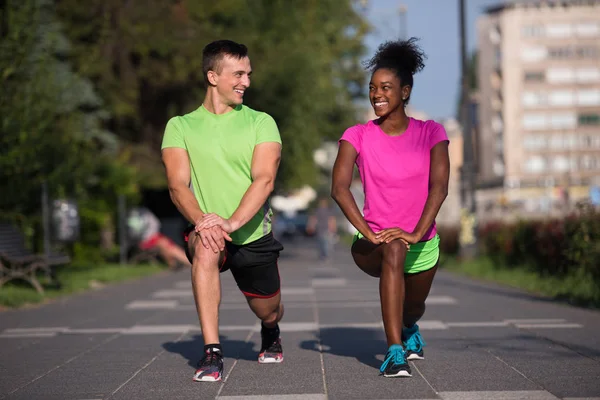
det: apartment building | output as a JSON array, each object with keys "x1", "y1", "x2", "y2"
[{"x1": 476, "y1": 0, "x2": 600, "y2": 212}]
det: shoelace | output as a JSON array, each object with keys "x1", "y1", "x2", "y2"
[
  {"x1": 262, "y1": 337, "x2": 281, "y2": 353},
  {"x1": 200, "y1": 351, "x2": 221, "y2": 367},
  {"x1": 379, "y1": 345, "x2": 406, "y2": 373},
  {"x1": 405, "y1": 330, "x2": 426, "y2": 352}
]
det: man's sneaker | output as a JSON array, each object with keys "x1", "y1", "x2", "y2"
[
  {"x1": 380, "y1": 344, "x2": 411, "y2": 378},
  {"x1": 193, "y1": 347, "x2": 223, "y2": 382},
  {"x1": 258, "y1": 324, "x2": 283, "y2": 364},
  {"x1": 403, "y1": 324, "x2": 426, "y2": 360}
]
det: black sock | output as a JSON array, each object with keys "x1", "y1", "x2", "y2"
[
  {"x1": 261, "y1": 322, "x2": 280, "y2": 337},
  {"x1": 204, "y1": 343, "x2": 222, "y2": 354}
]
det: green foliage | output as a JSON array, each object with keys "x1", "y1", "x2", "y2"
[
  {"x1": 0, "y1": 262, "x2": 163, "y2": 308},
  {"x1": 478, "y1": 207, "x2": 600, "y2": 281},
  {"x1": 55, "y1": 0, "x2": 369, "y2": 190},
  {"x1": 0, "y1": 0, "x2": 138, "y2": 251}
]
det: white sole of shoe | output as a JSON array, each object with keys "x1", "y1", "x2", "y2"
[
  {"x1": 383, "y1": 370, "x2": 412, "y2": 378},
  {"x1": 407, "y1": 353, "x2": 424, "y2": 360},
  {"x1": 192, "y1": 373, "x2": 222, "y2": 382},
  {"x1": 258, "y1": 355, "x2": 284, "y2": 364}
]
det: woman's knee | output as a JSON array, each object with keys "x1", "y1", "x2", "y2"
[
  {"x1": 404, "y1": 301, "x2": 426, "y2": 318},
  {"x1": 382, "y1": 240, "x2": 407, "y2": 268}
]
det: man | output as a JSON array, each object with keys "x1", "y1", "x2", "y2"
[{"x1": 161, "y1": 40, "x2": 284, "y2": 382}]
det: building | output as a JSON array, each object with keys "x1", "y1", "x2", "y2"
[{"x1": 476, "y1": 0, "x2": 600, "y2": 216}]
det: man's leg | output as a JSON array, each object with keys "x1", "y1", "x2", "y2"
[
  {"x1": 187, "y1": 231, "x2": 226, "y2": 382},
  {"x1": 247, "y1": 293, "x2": 285, "y2": 363},
  {"x1": 187, "y1": 233, "x2": 224, "y2": 345},
  {"x1": 247, "y1": 293, "x2": 284, "y2": 327}
]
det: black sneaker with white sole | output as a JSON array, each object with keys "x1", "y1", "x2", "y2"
[
  {"x1": 258, "y1": 323, "x2": 283, "y2": 363},
  {"x1": 193, "y1": 347, "x2": 223, "y2": 382}
]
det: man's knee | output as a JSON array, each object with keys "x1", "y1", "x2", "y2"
[
  {"x1": 190, "y1": 238, "x2": 221, "y2": 269},
  {"x1": 250, "y1": 297, "x2": 283, "y2": 324},
  {"x1": 262, "y1": 302, "x2": 284, "y2": 325}
]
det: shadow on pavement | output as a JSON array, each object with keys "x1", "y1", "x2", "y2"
[
  {"x1": 162, "y1": 334, "x2": 258, "y2": 368},
  {"x1": 300, "y1": 327, "x2": 387, "y2": 371}
]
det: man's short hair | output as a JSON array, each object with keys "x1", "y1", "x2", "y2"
[{"x1": 202, "y1": 40, "x2": 248, "y2": 85}]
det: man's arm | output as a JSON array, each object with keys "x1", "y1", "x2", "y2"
[
  {"x1": 229, "y1": 142, "x2": 281, "y2": 231},
  {"x1": 196, "y1": 142, "x2": 281, "y2": 233},
  {"x1": 162, "y1": 147, "x2": 231, "y2": 251},
  {"x1": 162, "y1": 148, "x2": 205, "y2": 224}
]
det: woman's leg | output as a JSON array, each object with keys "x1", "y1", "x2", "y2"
[
  {"x1": 352, "y1": 238, "x2": 408, "y2": 346},
  {"x1": 379, "y1": 241, "x2": 408, "y2": 346},
  {"x1": 403, "y1": 263, "x2": 438, "y2": 327}
]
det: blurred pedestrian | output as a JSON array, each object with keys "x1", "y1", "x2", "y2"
[
  {"x1": 306, "y1": 197, "x2": 337, "y2": 260},
  {"x1": 331, "y1": 38, "x2": 450, "y2": 378},
  {"x1": 161, "y1": 40, "x2": 285, "y2": 382},
  {"x1": 127, "y1": 207, "x2": 190, "y2": 270}
]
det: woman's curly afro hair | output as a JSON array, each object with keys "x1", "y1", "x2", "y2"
[{"x1": 363, "y1": 37, "x2": 427, "y2": 104}]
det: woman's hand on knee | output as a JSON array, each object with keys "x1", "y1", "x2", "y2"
[{"x1": 375, "y1": 228, "x2": 413, "y2": 247}]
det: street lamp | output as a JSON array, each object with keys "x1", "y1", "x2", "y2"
[
  {"x1": 398, "y1": 4, "x2": 407, "y2": 40},
  {"x1": 459, "y1": 0, "x2": 478, "y2": 256}
]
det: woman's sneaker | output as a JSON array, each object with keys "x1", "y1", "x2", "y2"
[
  {"x1": 380, "y1": 344, "x2": 411, "y2": 377},
  {"x1": 193, "y1": 347, "x2": 223, "y2": 382},
  {"x1": 403, "y1": 324, "x2": 426, "y2": 360},
  {"x1": 258, "y1": 323, "x2": 284, "y2": 363}
]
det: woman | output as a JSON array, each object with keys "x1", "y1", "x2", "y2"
[{"x1": 331, "y1": 38, "x2": 450, "y2": 378}]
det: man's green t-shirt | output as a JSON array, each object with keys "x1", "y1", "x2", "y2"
[{"x1": 161, "y1": 104, "x2": 281, "y2": 245}]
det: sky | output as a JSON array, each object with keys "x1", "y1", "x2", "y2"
[{"x1": 361, "y1": 0, "x2": 501, "y2": 120}]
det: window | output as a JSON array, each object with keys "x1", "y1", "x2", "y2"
[
  {"x1": 521, "y1": 47, "x2": 547, "y2": 62},
  {"x1": 579, "y1": 114, "x2": 600, "y2": 126},
  {"x1": 491, "y1": 114, "x2": 503, "y2": 133},
  {"x1": 549, "y1": 113, "x2": 576, "y2": 129},
  {"x1": 489, "y1": 26, "x2": 501, "y2": 44},
  {"x1": 575, "y1": 22, "x2": 599, "y2": 37},
  {"x1": 523, "y1": 135, "x2": 547, "y2": 150},
  {"x1": 577, "y1": 90, "x2": 600, "y2": 106},
  {"x1": 524, "y1": 71, "x2": 545, "y2": 82},
  {"x1": 546, "y1": 24, "x2": 572, "y2": 38},
  {"x1": 549, "y1": 91, "x2": 574, "y2": 107},
  {"x1": 522, "y1": 92, "x2": 545, "y2": 108},
  {"x1": 576, "y1": 68, "x2": 600, "y2": 83},
  {"x1": 522, "y1": 25, "x2": 544, "y2": 38},
  {"x1": 524, "y1": 156, "x2": 547, "y2": 173},
  {"x1": 547, "y1": 68, "x2": 574, "y2": 83},
  {"x1": 523, "y1": 114, "x2": 546, "y2": 130},
  {"x1": 552, "y1": 156, "x2": 570, "y2": 172},
  {"x1": 549, "y1": 135, "x2": 564, "y2": 150}
]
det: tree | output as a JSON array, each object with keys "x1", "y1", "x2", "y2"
[
  {"x1": 55, "y1": 0, "x2": 369, "y2": 189},
  {"x1": 0, "y1": 0, "x2": 136, "y2": 240}
]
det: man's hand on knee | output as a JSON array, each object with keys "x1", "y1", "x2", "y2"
[{"x1": 198, "y1": 226, "x2": 232, "y2": 253}]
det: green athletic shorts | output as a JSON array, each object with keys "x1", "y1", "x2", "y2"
[{"x1": 352, "y1": 232, "x2": 440, "y2": 274}]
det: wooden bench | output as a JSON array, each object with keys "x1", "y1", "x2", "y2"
[{"x1": 0, "y1": 223, "x2": 71, "y2": 294}]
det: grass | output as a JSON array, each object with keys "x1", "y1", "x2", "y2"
[
  {"x1": 0, "y1": 262, "x2": 165, "y2": 309},
  {"x1": 441, "y1": 255, "x2": 600, "y2": 309}
]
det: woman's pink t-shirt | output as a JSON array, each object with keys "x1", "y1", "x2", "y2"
[{"x1": 339, "y1": 118, "x2": 449, "y2": 241}]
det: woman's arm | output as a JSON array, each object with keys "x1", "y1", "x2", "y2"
[{"x1": 331, "y1": 141, "x2": 379, "y2": 244}]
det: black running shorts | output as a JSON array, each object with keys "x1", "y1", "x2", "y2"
[{"x1": 184, "y1": 227, "x2": 284, "y2": 298}]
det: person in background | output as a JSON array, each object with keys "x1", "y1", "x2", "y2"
[
  {"x1": 127, "y1": 207, "x2": 190, "y2": 270},
  {"x1": 306, "y1": 197, "x2": 338, "y2": 260}
]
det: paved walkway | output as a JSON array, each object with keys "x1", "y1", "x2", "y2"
[{"x1": 1, "y1": 238, "x2": 599, "y2": 399}]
